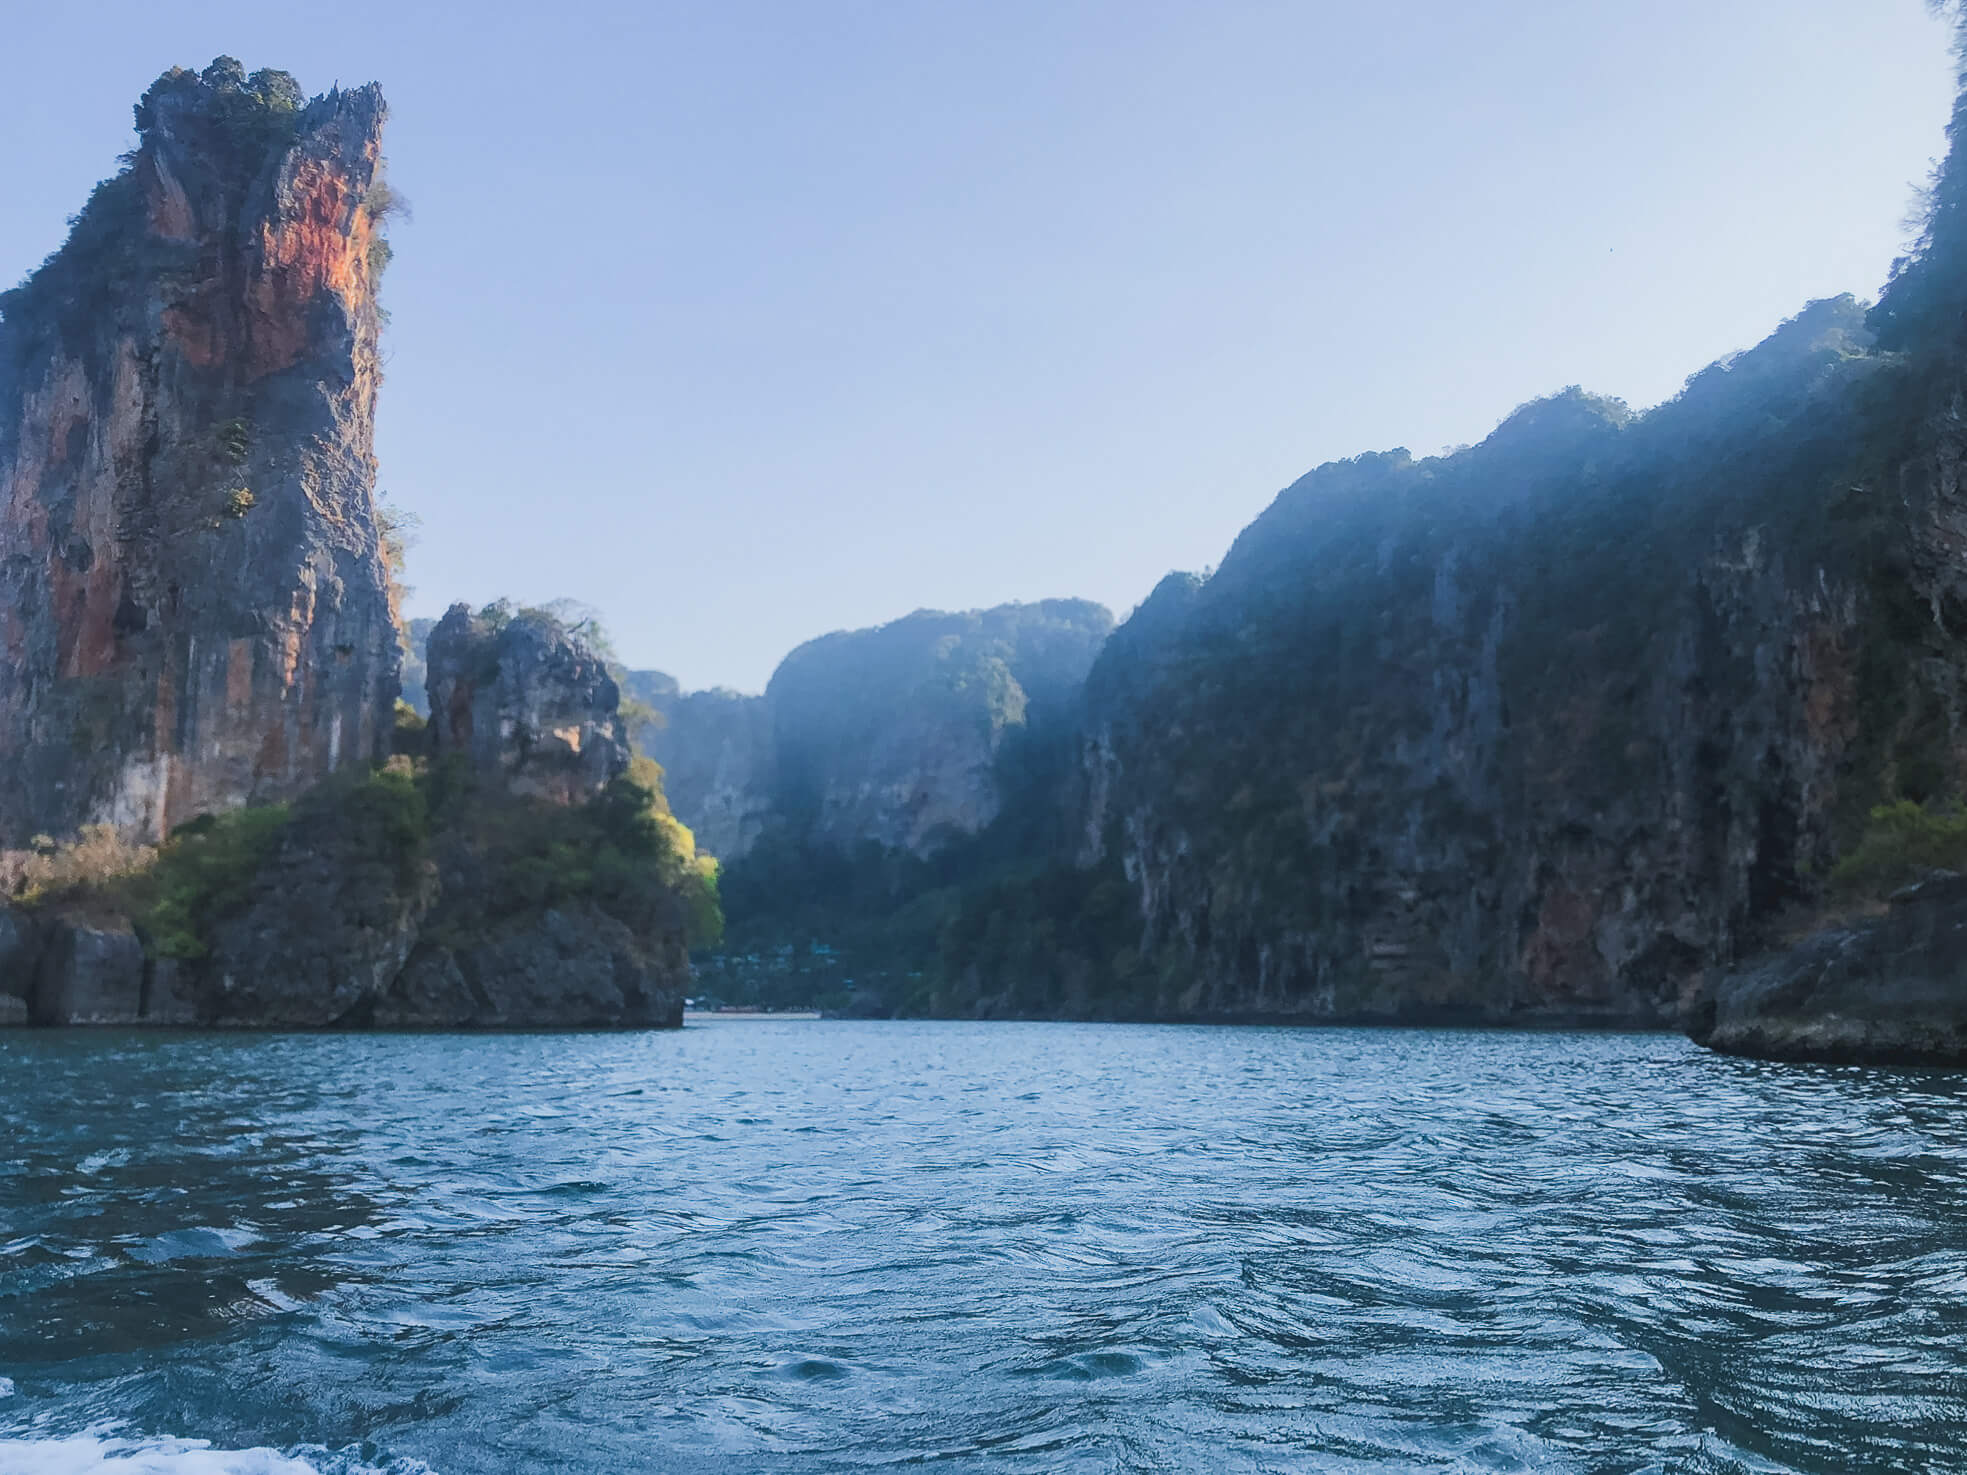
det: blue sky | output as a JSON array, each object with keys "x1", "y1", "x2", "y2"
[{"x1": 0, "y1": 2, "x2": 1956, "y2": 690}]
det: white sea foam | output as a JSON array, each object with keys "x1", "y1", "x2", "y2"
[
  {"x1": 125, "y1": 1227, "x2": 261, "y2": 1264},
  {"x1": 243, "y1": 1280, "x2": 303, "y2": 1313},
  {"x1": 0, "y1": 1434, "x2": 432, "y2": 1475}
]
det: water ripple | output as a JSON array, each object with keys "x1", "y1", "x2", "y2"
[{"x1": 1, "y1": 1024, "x2": 1965, "y2": 1472}]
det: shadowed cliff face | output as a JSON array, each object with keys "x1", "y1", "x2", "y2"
[
  {"x1": 1076, "y1": 294, "x2": 1967, "y2": 1026},
  {"x1": 619, "y1": 672, "x2": 772, "y2": 862},
  {"x1": 0, "y1": 60, "x2": 398, "y2": 845},
  {"x1": 768, "y1": 601, "x2": 1115, "y2": 857}
]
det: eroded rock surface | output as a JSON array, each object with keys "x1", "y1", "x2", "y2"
[
  {"x1": 200, "y1": 786, "x2": 437, "y2": 1028},
  {"x1": 1692, "y1": 876, "x2": 1967, "y2": 1064},
  {"x1": 376, "y1": 906, "x2": 685, "y2": 1029},
  {"x1": 426, "y1": 605, "x2": 629, "y2": 803},
  {"x1": 31, "y1": 922, "x2": 146, "y2": 1025},
  {"x1": 0, "y1": 60, "x2": 399, "y2": 846}
]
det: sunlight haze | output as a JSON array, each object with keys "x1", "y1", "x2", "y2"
[{"x1": 0, "y1": 0, "x2": 1954, "y2": 688}]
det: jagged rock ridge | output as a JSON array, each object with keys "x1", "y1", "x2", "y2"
[{"x1": 0, "y1": 59, "x2": 400, "y2": 846}]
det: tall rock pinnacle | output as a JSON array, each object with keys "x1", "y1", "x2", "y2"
[{"x1": 0, "y1": 59, "x2": 400, "y2": 843}]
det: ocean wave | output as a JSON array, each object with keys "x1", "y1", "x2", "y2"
[{"x1": 0, "y1": 1434, "x2": 433, "y2": 1475}]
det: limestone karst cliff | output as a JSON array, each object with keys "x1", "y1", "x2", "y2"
[
  {"x1": 0, "y1": 610, "x2": 706, "y2": 1028},
  {"x1": 618, "y1": 671, "x2": 772, "y2": 863},
  {"x1": 1070, "y1": 313, "x2": 1891, "y2": 1025},
  {"x1": 1029, "y1": 276, "x2": 1967, "y2": 1029},
  {"x1": 1034, "y1": 35, "x2": 1967, "y2": 1038},
  {"x1": 426, "y1": 602, "x2": 631, "y2": 805},
  {"x1": 0, "y1": 66, "x2": 708, "y2": 1031},
  {"x1": 702, "y1": 48, "x2": 1967, "y2": 1040},
  {"x1": 0, "y1": 59, "x2": 399, "y2": 846},
  {"x1": 629, "y1": 600, "x2": 1114, "y2": 866}
]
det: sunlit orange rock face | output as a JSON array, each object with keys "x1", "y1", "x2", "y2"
[{"x1": 0, "y1": 59, "x2": 398, "y2": 843}]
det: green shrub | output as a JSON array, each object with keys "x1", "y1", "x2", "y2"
[
  {"x1": 337, "y1": 761, "x2": 430, "y2": 887},
  {"x1": 590, "y1": 760, "x2": 723, "y2": 948},
  {"x1": 215, "y1": 419, "x2": 251, "y2": 464},
  {"x1": 392, "y1": 699, "x2": 427, "y2": 755},
  {"x1": 1830, "y1": 800, "x2": 1967, "y2": 898},
  {"x1": 246, "y1": 68, "x2": 303, "y2": 114},
  {"x1": 419, "y1": 754, "x2": 721, "y2": 951},
  {"x1": 123, "y1": 765, "x2": 426, "y2": 960},
  {"x1": 138, "y1": 805, "x2": 293, "y2": 958}
]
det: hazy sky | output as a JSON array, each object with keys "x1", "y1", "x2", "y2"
[{"x1": 0, "y1": 3, "x2": 1957, "y2": 690}]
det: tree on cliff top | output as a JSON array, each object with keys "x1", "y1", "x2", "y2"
[{"x1": 1872, "y1": 3, "x2": 1967, "y2": 351}]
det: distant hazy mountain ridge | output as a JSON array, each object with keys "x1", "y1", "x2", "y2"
[{"x1": 623, "y1": 599, "x2": 1114, "y2": 863}]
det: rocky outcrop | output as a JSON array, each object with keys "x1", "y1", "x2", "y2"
[
  {"x1": 198, "y1": 786, "x2": 437, "y2": 1028},
  {"x1": 30, "y1": 922, "x2": 148, "y2": 1025},
  {"x1": 426, "y1": 604, "x2": 629, "y2": 803},
  {"x1": 0, "y1": 610, "x2": 697, "y2": 1030},
  {"x1": 374, "y1": 906, "x2": 685, "y2": 1029},
  {"x1": 1, "y1": 759, "x2": 692, "y2": 1030},
  {"x1": 0, "y1": 60, "x2": 401, "y2": 846},
  {"x1": 1691, "y1": 876, "x2": 1967, "y2": 1064},
  {"x1": 124, "y1": 601, "x2": 693, "y2": 1028},
  {"x1": 0, "y1": 903, "x2": 199, "y2": 1026}
]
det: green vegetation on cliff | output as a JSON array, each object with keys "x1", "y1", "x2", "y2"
[
  {"x1": 1830, "y1": 800, "x2": 1967, "y2": 899},
  {"x1": 3, "y1": 59, "x2": 312, "y2": 334},
  {"x1": 421, "y1": 753, "x2": 721, "y2": 953},
  {"x1": 21, "y1": 743, "x2": 719, "y2": 976}
]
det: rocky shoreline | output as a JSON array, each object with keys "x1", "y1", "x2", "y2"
[{"x1": 1690, "y1": 875, "x2": 1967, "y2": 1065}]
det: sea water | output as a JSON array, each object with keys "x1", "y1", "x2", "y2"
[{"x1": 2, "y1": 1021, "x2": 1964, "y2": 1473}]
